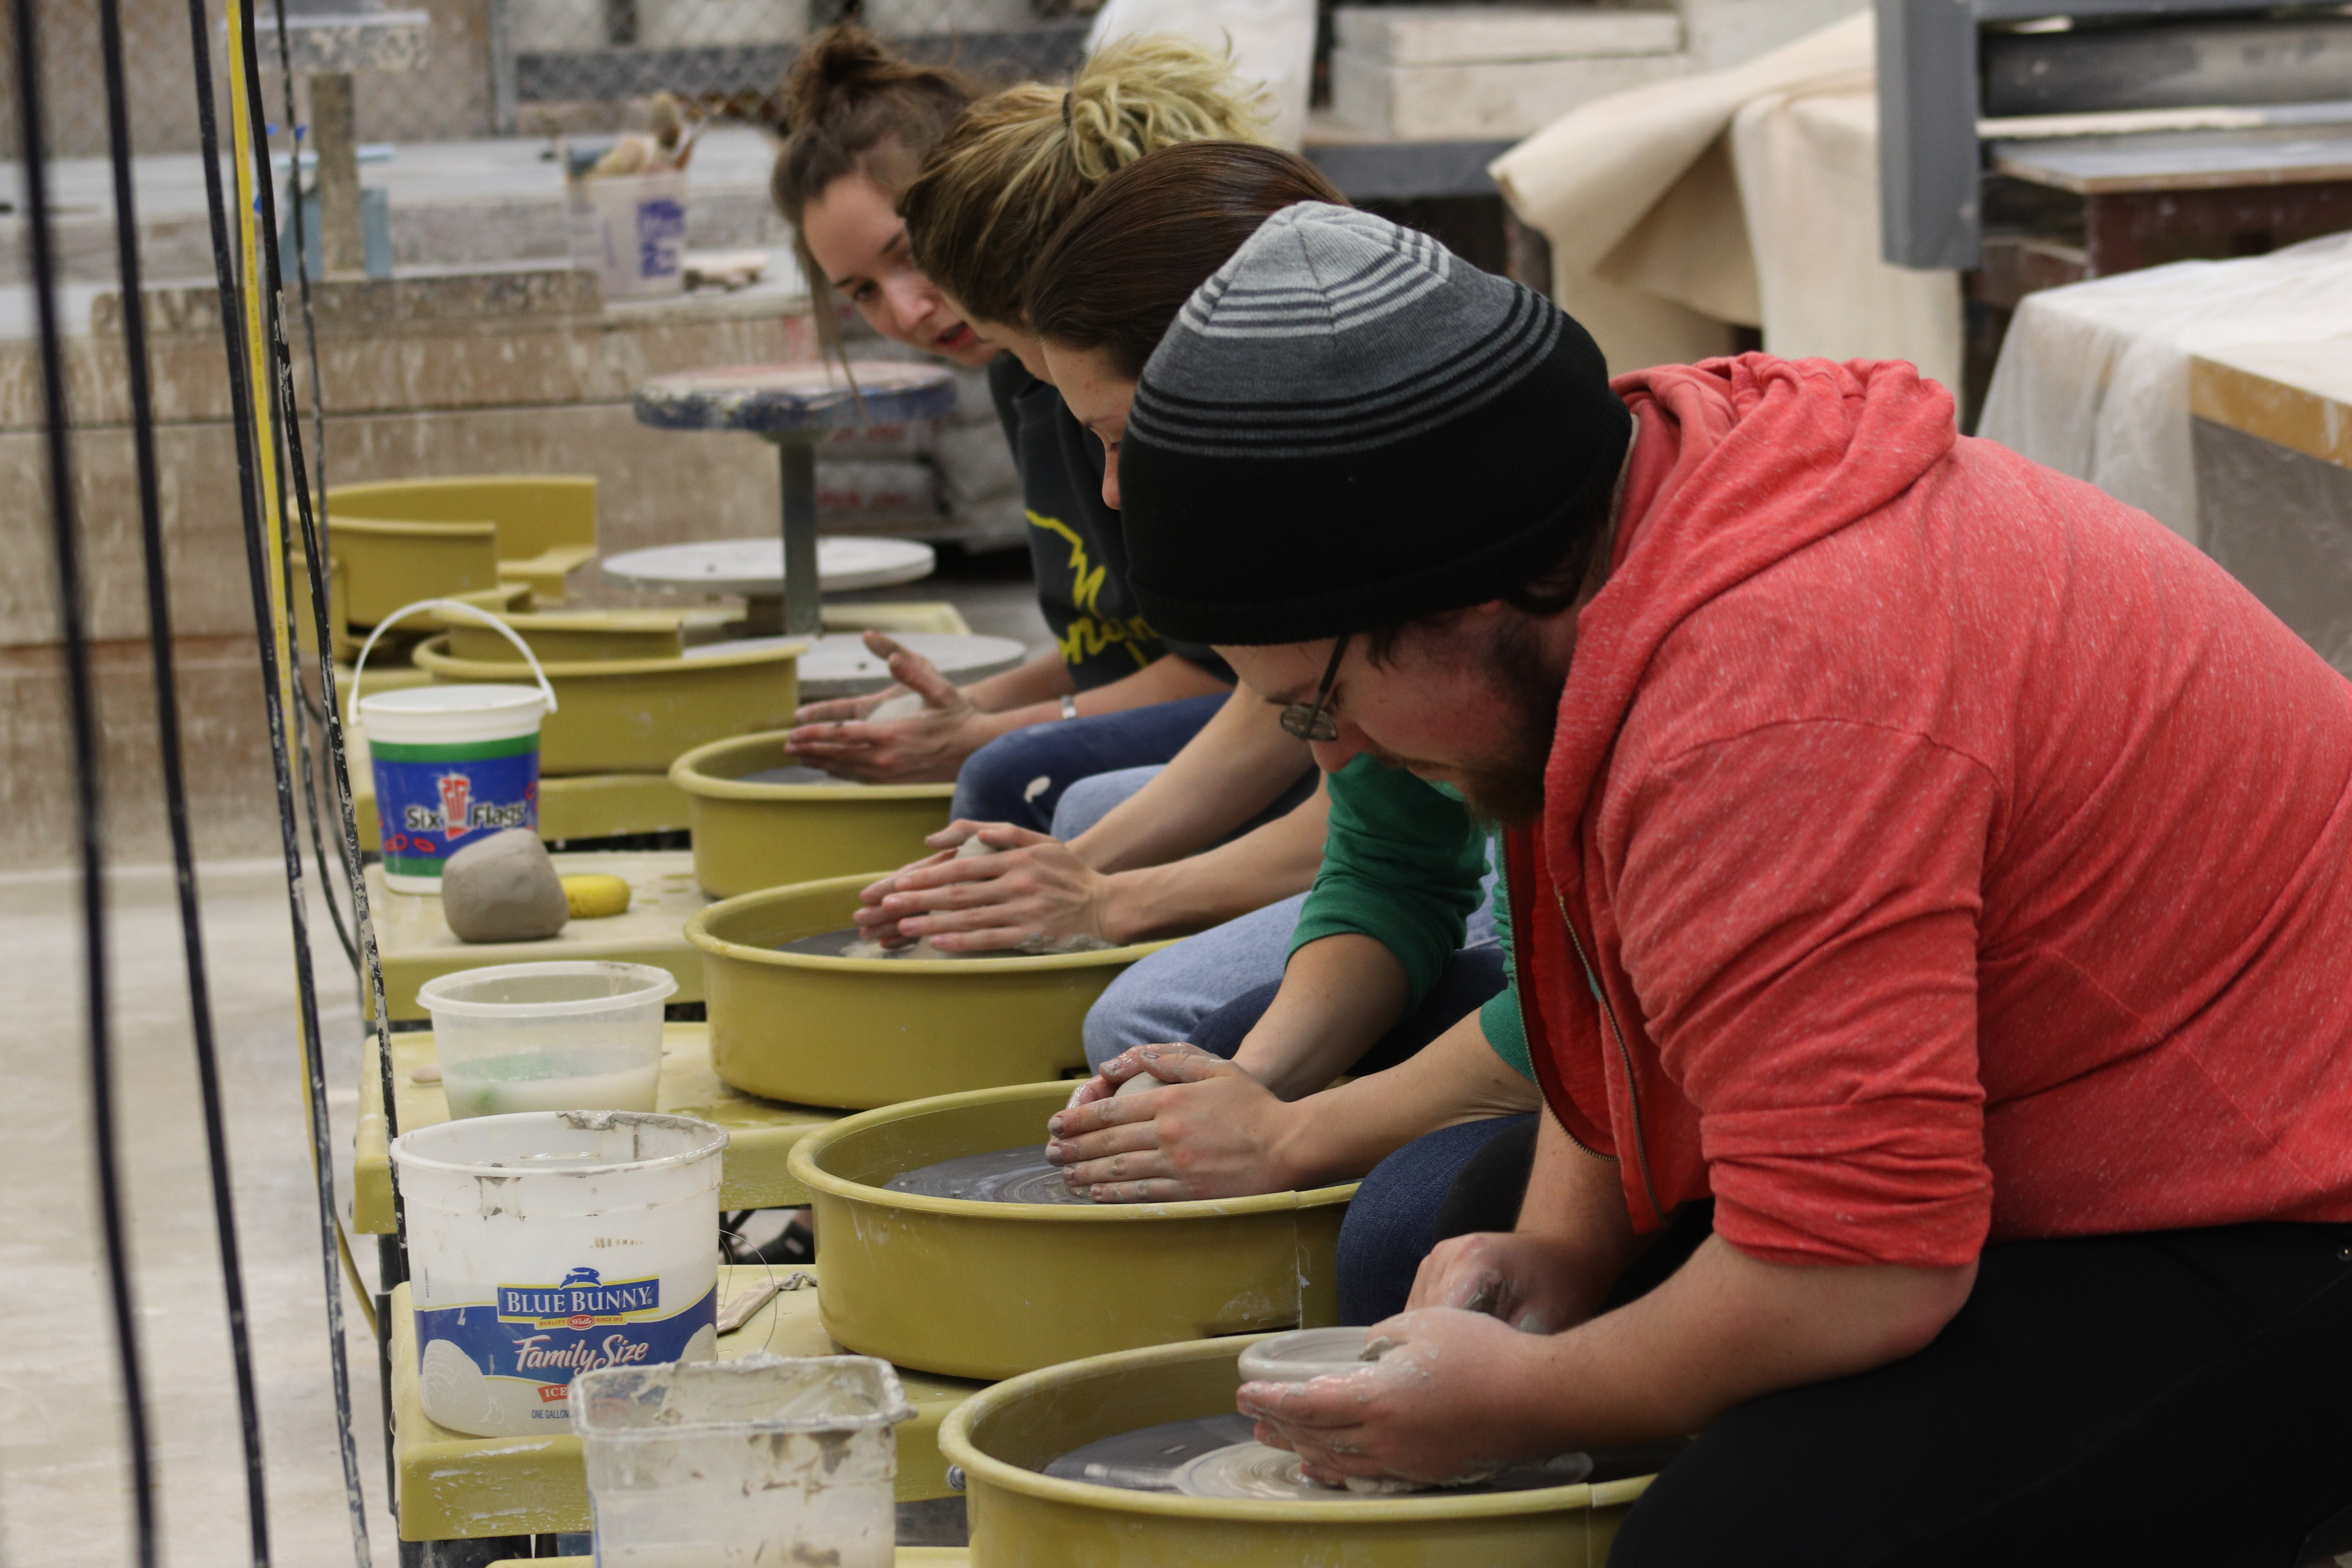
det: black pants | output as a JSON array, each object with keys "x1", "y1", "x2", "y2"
[
  {"x1": 1352, "y1": 1116, "x2": 2352, "y2": 1563},
  {"x1": 1608, "y1": 1219, "x2": 2352, "y2": 1567}
]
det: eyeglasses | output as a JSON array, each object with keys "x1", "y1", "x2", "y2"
[{"x1": 1278, "y1": 634, "x2": 1351, "y2": 742}]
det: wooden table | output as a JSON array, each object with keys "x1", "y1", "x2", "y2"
[
  {"x1": 356, "y1": 1023, "x2": 843, "y2": 1233},
  {"x1": 1982, "y1": 122, "x2": 2352, "y2": 304},
  {"x1": 2188, "y1": 340, "x2": 2352, "y2": 675},
  {"x1": 2192, "y1": 339, "x2": 2352, "y2": 470},
  {"x1": 390, "y1": 1265, "x2": 985, "y2": 1541},
  {"x1": 356, "y1": 849, "x2": 708, "y2": 1024},
  {"x1": 633, "y1": 363, "x2": 958, "y2": 638}
]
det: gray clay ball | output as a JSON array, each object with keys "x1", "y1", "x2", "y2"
[
  {"x1": 441, "y1": 829, "x2": 570, "y2": 943},
  {"x1": 867, "y1": 691, "x2": 927, "y2": 722}
]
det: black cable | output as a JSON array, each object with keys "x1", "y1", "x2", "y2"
[
  {"x1": 96, "y1": 0, "x2": 273, "y2": 1559},
  {"x1": 236, "y1": 0, "x2": 412, "y2": 1260},
  {"x1": 229, "y1": 0, "x2": 378, "y2": 1548},
  {"x1": 189, "y1": 0, "x2": 375, "y2": 1560},
  {"x1": 247, "y1": 18, "x2": 358, "y2": 975},
  {"x1": 271, "y1": 8, "x2": 332, "y2": 521},
  {"x1": 246, "y1": 0, "x2": 416, "y2": 1298},
  {"x1": 11, "y1": 0, "x2": 156, "y2": 1561}
]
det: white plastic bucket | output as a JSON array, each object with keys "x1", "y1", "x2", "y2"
[
  {"x1": 576, "y1": 1353, "x2": 912, "y2": 1568},
  {"x1": 391, "y1": 1111, "x2": 727, "y2": 1437},
  {"x1": 352, "y1": 597, "x2": 559, "y2": 894},
  {"x1": 419, "y1": 960, "x2": 679, "y2": 1119},
  {"x1": 567, "y1": 171, "x2": 688, "y2": 299}
]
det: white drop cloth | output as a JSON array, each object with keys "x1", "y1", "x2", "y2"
[
  {"x1": 1975, "y1": 231, "x2": 2352, "y2": 544},
  {"x1": 1489, "y1": 12, "x2": 1961, "y2": 390}
]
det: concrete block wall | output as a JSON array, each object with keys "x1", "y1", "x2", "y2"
[
  {"x1": 1330, "y1": 4, "x2": 1691, "y2": 140},
  {"x1": 0, "y1": 0, "x2": 495, "y2": 160},
  {"x1": 0, "y1": 270, "x2": 818, "y2": 869},
  {"x1": 1326, "y1": 0, "x2": 1870, "y2": 141}
]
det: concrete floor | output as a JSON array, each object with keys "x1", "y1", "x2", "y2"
[
  {"x1": 0, "y1": 859, "x2": 391, "y2": 1568},
  {"x1": 0, "y1": 557, "x2": 1049, "y2": 1566}
]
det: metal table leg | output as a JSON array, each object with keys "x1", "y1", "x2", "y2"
[{"x1": 773, "y1": 433, "x2": 821, "y2": 640}]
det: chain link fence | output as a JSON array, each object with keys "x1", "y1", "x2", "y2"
[{"x1": 4, "y1": 0, "x2": 1096, "y2": 160}]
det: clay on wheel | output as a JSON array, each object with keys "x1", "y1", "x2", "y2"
[
  {"x1": 885, "y1": 1145, "x2": 1097, "y2": 1205},
  {"x1": 440, "y1": 829, "x2": 569, "y2": 943}
]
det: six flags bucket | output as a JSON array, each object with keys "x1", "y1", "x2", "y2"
[
  {"x1": 361, "y1": 686, "x2": 546, "y2": 890},
  {"x1": 348, "y1": 599, "x2": 560, "y2": 894}
]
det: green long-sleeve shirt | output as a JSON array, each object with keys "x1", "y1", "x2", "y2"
[{"x1": 1287, "y1": 755, "x2": 1533, "y2": 1080}]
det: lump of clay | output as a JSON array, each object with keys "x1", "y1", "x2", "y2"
[
  {"x1": 441, "y1": 829, "x2": 569, "y2": 943},
  {"x1": 791, "y1": 836, "x2": 1116, "y2": 960},
  {"x1": 842, "y1": 836, "x2": 1000, "y2": 959},
  {"x1": 867, "y1": 691, "x2": 927, "y2": 722}
]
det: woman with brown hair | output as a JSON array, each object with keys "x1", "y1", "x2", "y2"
[
  {"x1": 774, "y1": 30, "x2": 1263, "y2": 830},
  {"x1": 860, "y1": 142, "x2": 1354, "y2": 972},
  {"x1": 769, "y1": 27, "x2": 986, "y2": 366},
  {"x1": 873, "y1": 144, "x2": 1546, "y2": 1331},
  {"x1": 868, "y1": 146, "x2": 1532, "y2": 1297}
]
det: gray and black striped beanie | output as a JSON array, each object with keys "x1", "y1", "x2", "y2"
[{"x1": 1120, "y1": 202, "x2": 1630, "y2": 647}]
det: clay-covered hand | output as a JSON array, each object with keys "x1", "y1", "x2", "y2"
[
  {"x1": 1238, "y1": 1307, "x2": 1551, "y2": 1488},
  {"x1": 791, "y1": 681, "x2": 906, "y2": 727},
  {"x1": 783, "y1": 632, "x2": 996, "y2": 783},
  {"x1": 853, "y1": 820, "x2": 1115, "y2": 953},
  {"x1": 1044, "y1": 1044, "x2": 1298, "y2": 1202},
  {"x1": 1407, "y1": 1230, "x2": 1599, "y2": 1335},
  {"x1": 850, "y1": 837, "x2": 965, "y2": 949}
]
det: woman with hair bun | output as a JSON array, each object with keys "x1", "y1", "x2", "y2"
[
  {"x1": 775, "y1": 30, "x2": 1257, "y2": 829},
  {"x1": 771, "y1": 25, "x2": 986, "y2": 364}
]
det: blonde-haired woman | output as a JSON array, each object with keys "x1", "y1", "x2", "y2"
[{"x1": 783, "y1": 34, "x2": 1308, "y2": 842}]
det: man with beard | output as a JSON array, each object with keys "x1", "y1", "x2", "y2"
[{"x1": 1086, "y1": 203, "x2": 2352, "y2": 1564}]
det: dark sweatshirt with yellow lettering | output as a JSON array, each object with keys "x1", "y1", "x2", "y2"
[{"x1": 990, "y1": 358, "x2": 1232, "y2": 690}]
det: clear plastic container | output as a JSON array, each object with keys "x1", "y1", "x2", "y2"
[
  {"x1": 576, "y1": 1353, "x2": 912, "y2": 1568},
  {"x1": 418, "y1": 960, "x2": 678, "y2": 1120}
]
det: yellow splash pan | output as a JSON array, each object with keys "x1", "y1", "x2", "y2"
[
  {"x1": 429, "y1": 604, "x2": 691, "y2": 663},
  {"x1": 686, "y1": 875, "x2": 1169, "y2": 1108},
  {"x1": 413, "y1": 633, "x2": 800, "y2": 775},
  {"x1": 944, "y1": 1335, "x2": 1655, "y2": 1566},
  {"x1": 670, "y1": 731, "x2": 954, "y2": 898},
  {"x1": 788, "y1": 1082, "x2": 1353, "y2": 1381}
]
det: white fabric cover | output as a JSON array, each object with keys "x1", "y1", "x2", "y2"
[
  {"x1": 1975, "y1": 232, "x2": 2352, "y2": 545},
  {"x1": 1490, "y1": 12, "x2": 1961, "y2": 390}
]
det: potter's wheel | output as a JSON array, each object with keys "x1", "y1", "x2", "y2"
[
  {"x1": 1174, "y1": 1442, "x2": 1595, "y2": 1500},
  {"x1": 738, "y1": 764, "x2": 848, "y2": 787},
  {"x1": 776, "y1": 926, "x2": 1017, "y2": 960},
  {"x1": 885, "y1": 1145, "x2": 1093, "y2": 1206},
  {"x1": 1043, "y1": 1414, "x2": 1256, "y2": 1490},
  {"x1": 1044, "y1": 1414, "x2": 1596, "y2": 1500},
  {"x1": 775, "y1": 926, "x2": 1085, "y2": 960}
]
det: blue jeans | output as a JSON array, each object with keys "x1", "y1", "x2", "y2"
[
  {"x1": 1085, "y1": 896, "x2": 1307, "y2": 1066},
  {"x1": 949, "y1": 693, "x2": 1229, "y2": 831},
  {"x1": 1085, "y1": 863, "x2": 1501, "y2": 1067},
  {"x1": 1338, "y1": 1112, "x2": 1536, "y2": 1325}
]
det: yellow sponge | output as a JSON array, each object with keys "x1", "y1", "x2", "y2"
[{"x1": 561, "y1": 873, "x2": 632, "y2": 919}]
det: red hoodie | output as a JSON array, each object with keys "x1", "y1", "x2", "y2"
[{"x1": 1505, "y1": 354, "x2": 2352, "y2": 1269}]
